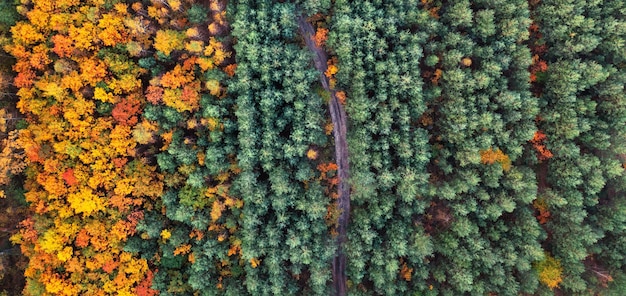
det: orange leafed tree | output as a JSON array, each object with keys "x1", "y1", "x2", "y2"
[
  {"x1": 136, "y1": 269, "x2": 158, "y2": 296},
  {"x1": 224, "y1": 64, "x2": 237, "y2": 77},
  {"x1": 314, "y1": 27, "x2": 329, "y2": 47},
  {"x1": 530, "y1": 130, "x2": 553, "y2": 160},
  {"x1": 533, "y1": 197, "x2": 551, "y2": 224},
  {"x1": 480, "y1": 147, "x2": 512, "y2": 172},
  {"x1": 112, "y1": 94, "x2": 142, "y2": 126},
  {"x1": 335, "y1": 91, "x2": 347, "y2": 105},
  {"x1": 145, "y1": 85, "x2": 164, "y2": 105},
  {"x1": 399, "y1": 258, "x2": 413, "y2": 281},
  {"x1": 51, "y1": 34, "x2": 75, "y2": 58}
]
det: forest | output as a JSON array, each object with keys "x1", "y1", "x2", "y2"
[{"x1": 0, "y1": 0, "x2": 625, "y2": 295}]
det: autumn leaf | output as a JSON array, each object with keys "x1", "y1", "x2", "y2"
[
  {"x1": 52, "y1": 34, "x2": 75, "y2": 58},
  {"x1": 530, "y1": 130, "x2": 553, "y2": 161},
  {"x1": 224, "y1": 64, "x2": 237, "y2": 77},
  {"x1": 112, "y1": 95, "x2": 142, "y2": 126},
  {"x1": 11, "y1": 22, "x2": 45, "y2": 45},
  {"x1": 75, "y1": 228, "x2": 90, "y2": 248},
  {"x1": 480, "y1": 148, "x2": 511, "y2": 172},
  {"x1": 173, "y1": 244, "x2": 192, "y2": 256},
  {"x1": 14, "y1": 70, "x2": 36, "y2": 88},
  {"x1": 335, "y1": 91, "x2": 347, "y2": 105},
  {"x1": 313, "y1": 27, "x2": 329, "y2": 47},
  {"x1": 324, "y1": 122, "x2": 334, "y2": 135},
  {"x1": 533, "y1": 198, "x2": 551, "y2": 224},
  {"x1": 211, "y1": 200, "x2": 224, "y2": 221},
  {"x1": 306, "y1": 148, "x2": 318, "y2": 160},
  {"x1": 102, "y1": 259, "x2": 119, "y2": 273},
  {"x1": 153, "y1": 29, "x2": 185, "y2": 56},
  {"x1": 135, "y1": 269, "x2": 158, "y2": 296},
  {"x1": 67, "y1": 188, "x2": 106, "y2": 217},
  {"x1": 62, "y1": 168, "x2": 79, "y2": 186},
  {"x1": 431, "y1": 68, "x2": 443, "y2": 84},
  {"x1": 325, "y1": 64, "x2": 338, "y2": 78},
  {"x1": 160, "y1": 65, "x2": 194, "y2": 89},
  {"x1": 132, "y1": 120, "x2": 158, "y2": 144},
  {"x1": 250, "y1": 258, "x2": 260, "y2": 268},
  {"x1": 206, "y1": 79, "x2": 221, "y2": 97},
  {"x1": 534, "y1": 253, "x2": 563, "y2": 289},
  {"x1": 399, "y1": 259, "x2": 413, "y2": 281},
  {"x1": 185, "y1": 40, "x2": 204, "y2": 53},
  {"x1": 98, "y1": 13, "x2": 127, "y2": 46},
  {"x1": 461, "y1": 57, "x2": 472, "y2": 67},
  {"x1": 160, "y1": 229, "x2": 171, "y2": 240}
]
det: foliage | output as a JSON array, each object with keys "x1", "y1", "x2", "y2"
[
  {"x1": 480, "y1": 148, "x2": 512, "y2": 172},
  {"x1": 327, "y1": 0, "x2": 542, "y2": 294},
  {"x1": 534, "y1": 253, "x2": 563, "y2": 289},
  {"x1": 123, "y1": 0, "x2": 248, "y2": 294},
  {"x1": 327, "y1": 1, "x2": 435, "y2": 294},
  {"x1": 1, "y1": 0, "x2": 625, "y2": 295},
  {"x1": 230, "y1": 1, "x2": 335, "y2": 294},
  {"x1": 530, "y1": 131, "x2": 553, "y2": 161},
  {"x1": 533, "y1": 0, "x2": 626, "y2": 293},
  {"x1": 8, "y1": 1, "x2": 163, "y2": 294}
]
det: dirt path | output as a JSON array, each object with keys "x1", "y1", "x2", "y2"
[{"x1": 297, "y1": 15, "x2": 350, "y2": 296}]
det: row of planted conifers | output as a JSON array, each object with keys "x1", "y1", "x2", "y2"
[{"x1": 0, "y1": 0, "x2": 624, "y2": 295}]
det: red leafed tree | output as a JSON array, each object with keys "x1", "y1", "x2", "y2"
[
  {"x1": 112, "y1": 94, "x2": 142, "y2": 126},
  {"x1": 136, "y1": 269, "x2": 158, "y2": 296},
  {"x1": 224, "y1": 64, "x2": 237, "y2": 77},
  {"x1": 62, "y1": 168, "x2": 79, "y2": 186}
]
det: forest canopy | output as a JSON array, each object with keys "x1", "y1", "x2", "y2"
[{"x1": 0, "y1": 0, "x2": 625, "y2": 295}]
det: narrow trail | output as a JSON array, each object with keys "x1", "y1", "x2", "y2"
[{"x1": 297, "y1": 15, "x2": 350, "y2": 296}]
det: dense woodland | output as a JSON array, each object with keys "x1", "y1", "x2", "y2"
[{"x1": 0, "y1": 0, "x2": 625, "y2": 295}]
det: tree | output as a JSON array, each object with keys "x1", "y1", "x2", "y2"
[
  {"x1": 153, "y1": 29, "x2": 185, "y2": 56},
  {"x1": 534, "y1": 253, "x2": 563, "y2": 289},
  {"x1": 112, "y1": 94, "x2": 142, "y2": 126}
]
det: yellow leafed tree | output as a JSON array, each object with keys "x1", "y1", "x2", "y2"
[
  {"x1": 154, "y1": 29, "x2": 185, "y2": 56},
  {"x1": 534, "y1": 253, "x2": 563, "y2": 289}
]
